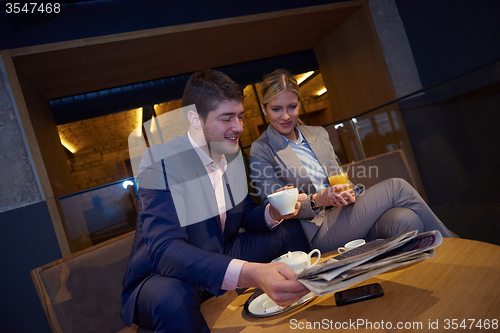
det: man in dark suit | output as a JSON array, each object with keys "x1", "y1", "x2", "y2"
[{"x1": 121, "y1": 70, "x2": 310, "y2": 332}]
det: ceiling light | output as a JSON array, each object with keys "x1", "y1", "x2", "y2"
[
  {"x1": 296, "y1": 71, "x2": 315, "y2": 85},
  {"x1": 317, "y1": 87, "x2": 327, "y2": 96},
  {"x1": 135, "y1": 107, "x2": 143, "y2": 137},
  {"x1": 59, "y1": 137, "x2": 77, "y2": 153},
  {"x1": 150, "y1": 113, "x2": 156, "y2": 133}
]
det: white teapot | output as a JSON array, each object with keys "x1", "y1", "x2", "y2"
[{"x1": 272, "y1": 249, "x2": 321, "y2": 274}]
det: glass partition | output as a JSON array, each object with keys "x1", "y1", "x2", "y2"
[
  {"x1": 59, "y1": 178, "x2": 138, "y2": 251},
  {"x1": 321, "y1": 104, "x2": 425, "y2": 197}
]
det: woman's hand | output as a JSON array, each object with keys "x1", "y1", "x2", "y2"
[
  {"x1": 313, "y1": 184, "x2": 356, "y2": 207},
  {"x1": 330, "y1": 186, "x2": 356, "y2": 207}
]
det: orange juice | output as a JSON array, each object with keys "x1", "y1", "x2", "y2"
[{"x1": 328, "y1": 173, "x2": 351, "y2": 192}]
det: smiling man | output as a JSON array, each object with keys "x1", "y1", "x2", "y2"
[{"x1": 121, "y1": 70, "x2": 311, "y2": 333}]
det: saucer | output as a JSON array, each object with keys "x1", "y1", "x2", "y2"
[{"x1": 244, "y1": 289, "x2": 315, "y2": 317}]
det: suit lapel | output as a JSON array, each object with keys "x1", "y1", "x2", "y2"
[
  {"x1": 300, "y1": 126, "x2": 332, "y2": 177},
  {"x1": 265, "y1": 125, "x2": 314, "y2": 189},
  {"x1": 180, "y1": 134, "x2": 224, "y2": 237},
  {"x1": 181, "y1": 134, "x2": 217, "y2": 204}
]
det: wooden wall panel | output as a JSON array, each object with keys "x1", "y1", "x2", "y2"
[
  {"x1": 2, "y1": 50, "x2": 74, "y2": 255},
  {"x1": 313, "y1": 4, "x2": 425, "y2": 195},
  {"x1": 13, "y1": 65, "x2": 76, "y2": 198},
  {"x1": 314, "y1": 2, "x2": 397, "y2": 121},
  {"x1": 10, "y1": 2, "x2": 363, "y2": 99}
]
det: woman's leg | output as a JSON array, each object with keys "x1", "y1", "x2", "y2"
[
  {"x1": 310, "y1": 178, "x2": 454, "y2": 253},
  {"x1": 366, "y1": 207, "x2": 424, "y2": 240}
]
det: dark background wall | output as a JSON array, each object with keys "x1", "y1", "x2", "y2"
[
  {"x1": 395, "y1": 0, "x2": 500, "y2": 88},
  {"x1": 0, "y1": 203, "x2": 61, "y2": 333},
  {"x1": 395, "y1": 0, "x2": 500, "y2": 244},
  {"x1": 1, "y1": 0, "x2": 499, "y2": 332}
]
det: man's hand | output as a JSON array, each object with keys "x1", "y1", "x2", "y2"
[
  {"x1": 238, "y1": 262, "x2": 310, "y2": 306},
  {"x1": 269, "y1": 186, "x2": 307, "y2": 221}
]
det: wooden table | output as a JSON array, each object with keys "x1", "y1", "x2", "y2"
[{"x1": 212, "y1": 238, "x2": 500, "y2": 332}]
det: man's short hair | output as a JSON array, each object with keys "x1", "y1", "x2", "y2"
[{"x1": 182, "y1": 69, "x2": 244, "y2": 120}]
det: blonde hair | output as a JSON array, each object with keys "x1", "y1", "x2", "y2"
[{"x1": 261, "y1": 69, "x2": 301, "y2": 106}]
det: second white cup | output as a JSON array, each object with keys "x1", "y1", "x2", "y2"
[{"x1": 337, "y1": 239, "x2": 366, "y2": 254}]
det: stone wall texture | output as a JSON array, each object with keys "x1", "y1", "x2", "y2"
[{"x1": 0, "y1": 59, "x2": 42, "y2": 212}]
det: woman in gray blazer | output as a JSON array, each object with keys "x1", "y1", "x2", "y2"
[{"x1": 249, "y1": 69, "x2": 455, "y2": 252}]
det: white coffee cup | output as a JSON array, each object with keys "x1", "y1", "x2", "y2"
[
  {"x1": 267, "y1": 188, "x2": 299, "y2": 215},
  {"x1": 272, "y1": 249, "x2": 321, "y2": 274},
  {"x1": 337, "y1": 239, "x2": 366, "y2": 254}
]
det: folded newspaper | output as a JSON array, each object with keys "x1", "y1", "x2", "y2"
[{"x1": 297, "y1": 230, "x2": 443, "y2": 296}]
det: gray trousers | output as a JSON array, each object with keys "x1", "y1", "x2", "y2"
[{"x1": 310, "y1": 178, "x2": 455, "y2": 253}]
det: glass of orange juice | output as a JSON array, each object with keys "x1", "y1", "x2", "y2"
[{"x1": 328, "y1": 157, "x2": 352, "y2": 193}]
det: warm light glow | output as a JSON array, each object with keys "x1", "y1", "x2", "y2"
[
  {"x1": 316, "y1": 87, "x2": 327, "y2": 96},
  {"x1": 59, "y1": 137, "x2": 77, "y2": 153},
  {"x1": 150, "y1": 105, "x2": 160, "y2": 133},
  {"x1": 150, "y1": 114, "x2": 156, "y2": 133},
  {"x1": 135, "y1": 107, "x2": 143, "y2": 137},
  {"x1": 296, "y1": 71, "x2": 315, "y2": 85}
]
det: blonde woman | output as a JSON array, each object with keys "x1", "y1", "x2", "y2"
[{"x1": 249, "y1": 69, "x2": 455, "y2": 252}]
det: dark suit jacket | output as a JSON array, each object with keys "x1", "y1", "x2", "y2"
[
  {"x1": 121, "y1": 133, "x2": 270, "y2": 326},
  {"x1": 250, "y1": 125, "x2": 342, "y2": 242}
]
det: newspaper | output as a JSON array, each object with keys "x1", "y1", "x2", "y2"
[{"x1": 297, "y1": 230, "x2": 443, "y2": 296}]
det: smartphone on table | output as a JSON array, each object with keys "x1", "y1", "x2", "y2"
[{"x1": 334, "y1": 283, "x2": 384, "y2": 306}]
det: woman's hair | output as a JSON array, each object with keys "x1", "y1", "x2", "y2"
[{"x1": 261, "y1": 69, "x2": 301, "y2": 106}]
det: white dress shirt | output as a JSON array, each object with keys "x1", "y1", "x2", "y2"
[{"x1": 187, "y1": 131, "x2": 280, "y2": 290}]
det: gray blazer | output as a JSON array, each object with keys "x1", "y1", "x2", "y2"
[{"x1": 250, "y1": 124, "x2": 341, "y2": 242}]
